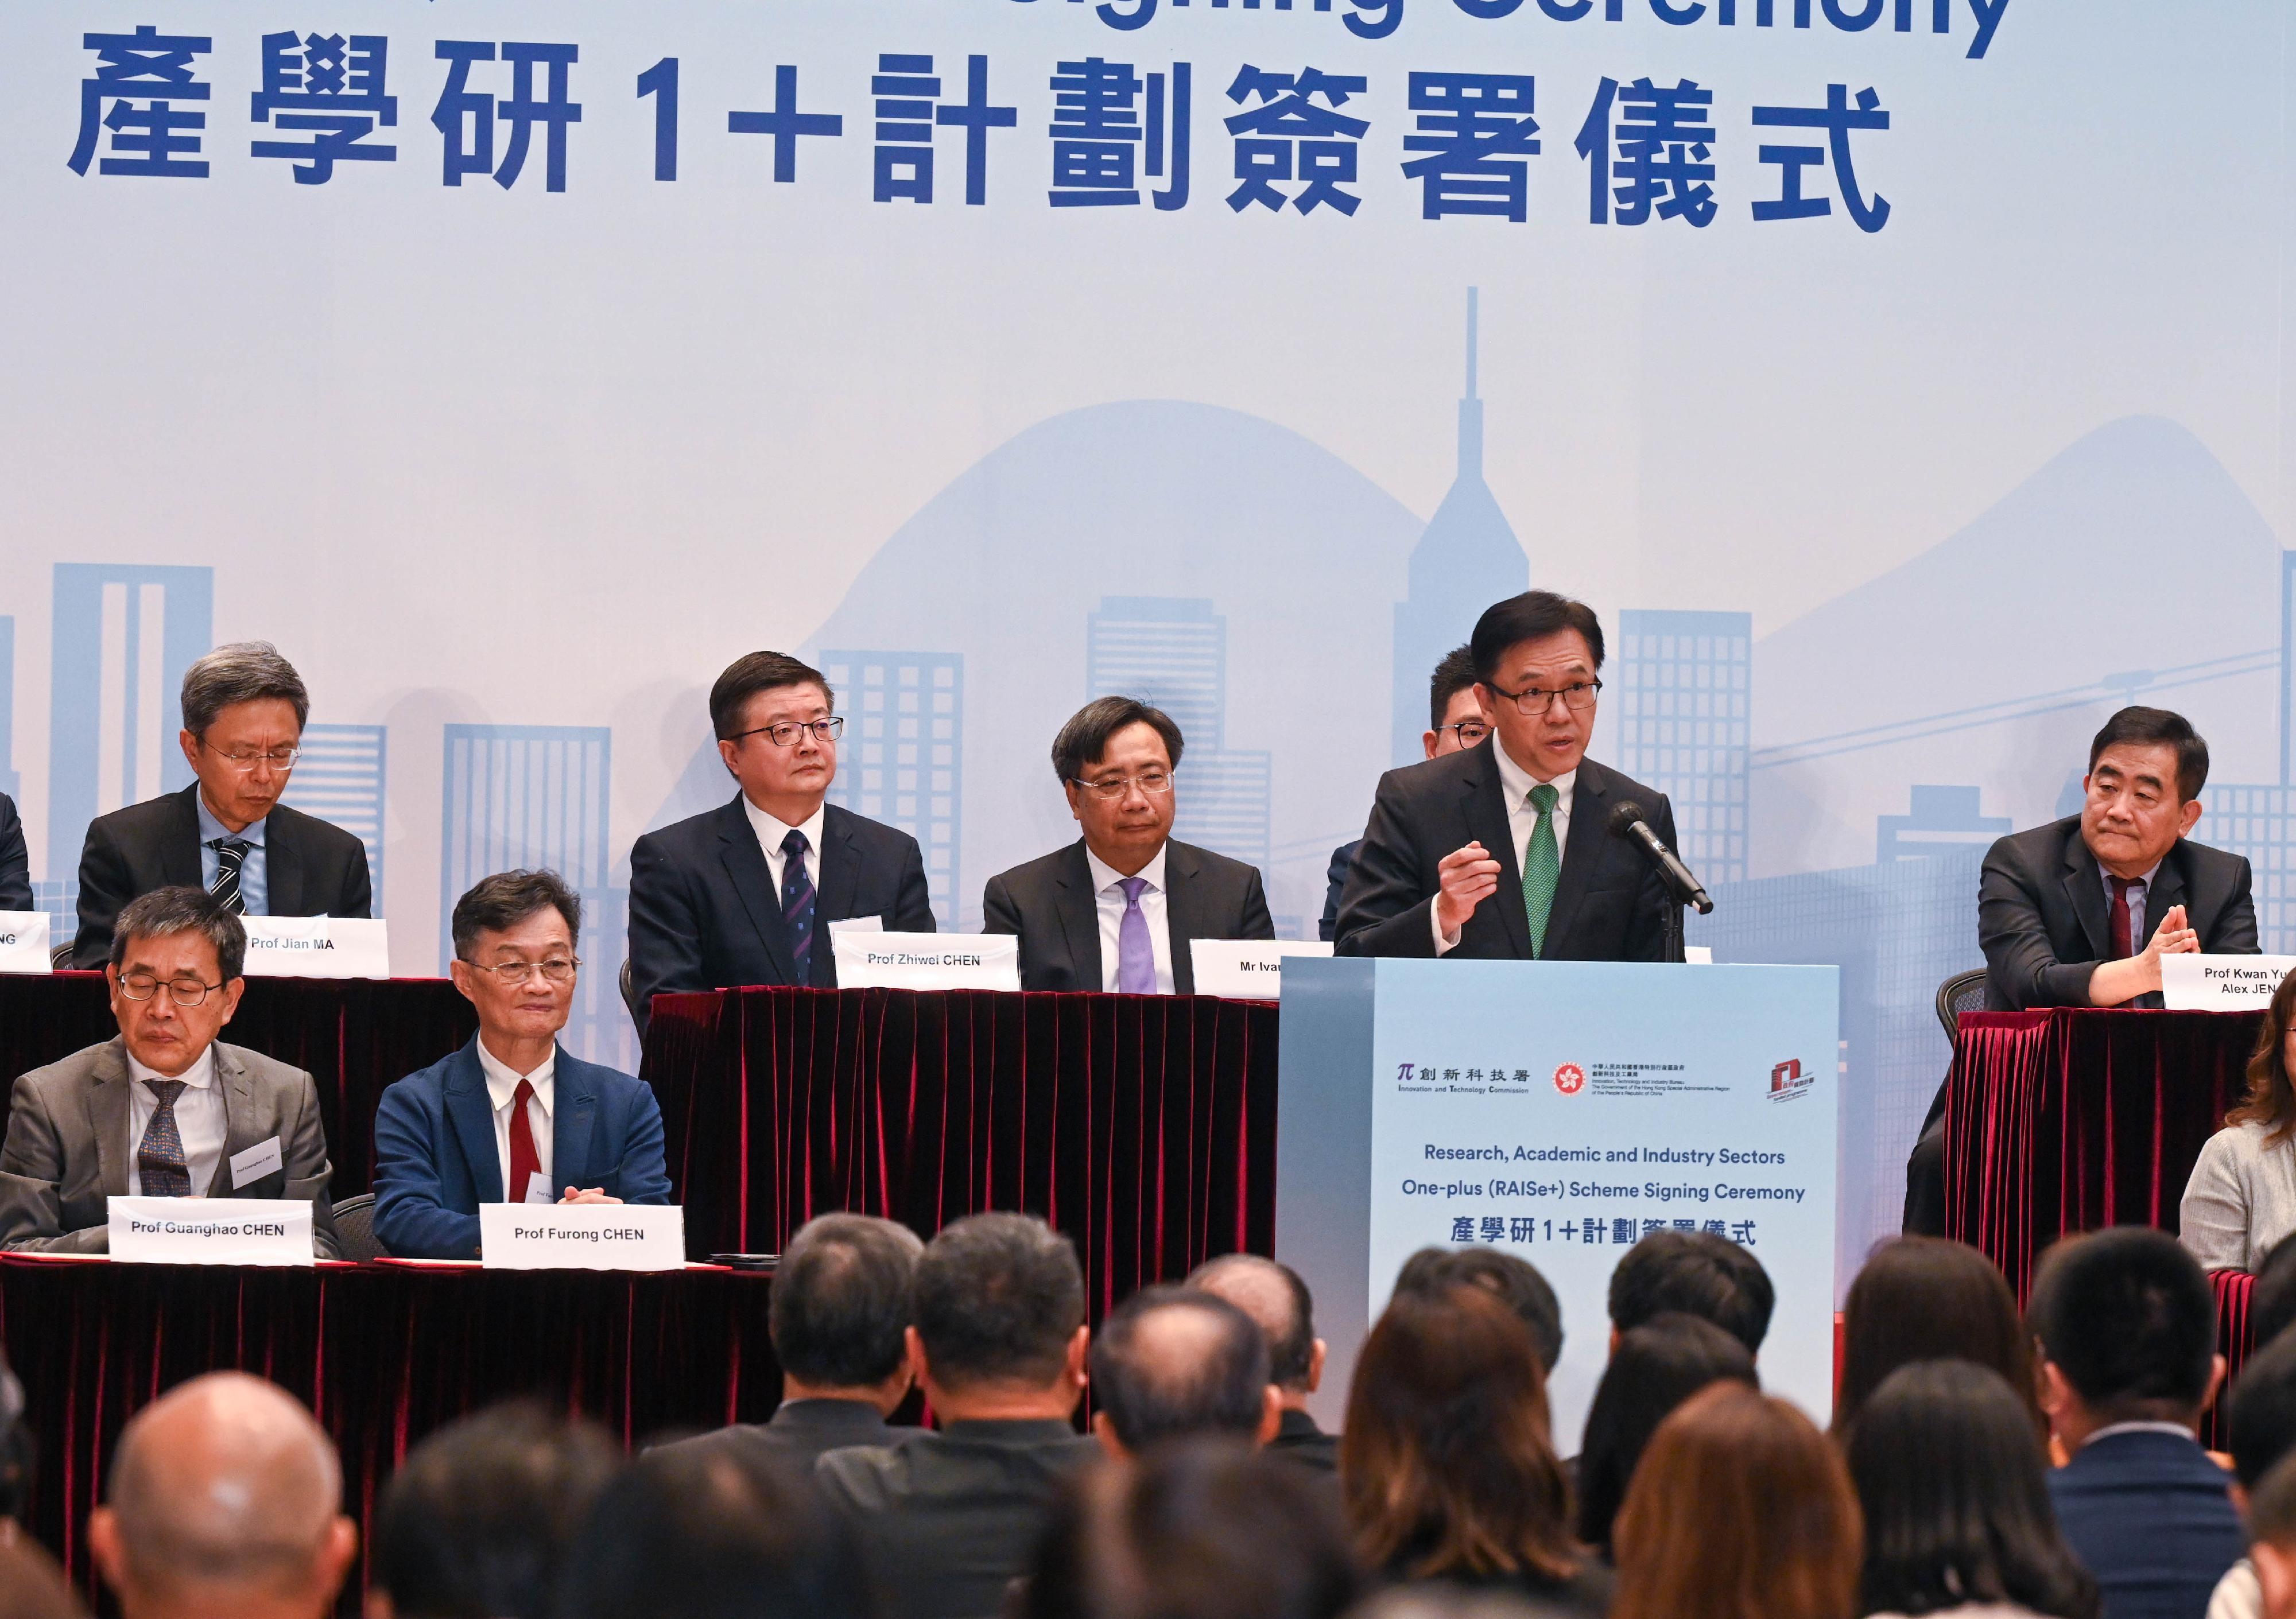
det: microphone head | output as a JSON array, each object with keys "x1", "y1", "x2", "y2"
[{"x1": 1607, "y1": 801, "x2": 1648, "y2": 838}]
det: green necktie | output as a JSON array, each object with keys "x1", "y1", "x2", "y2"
[{"x1": 1522, "y1": 783, "x2": 1560, "y2": 958}]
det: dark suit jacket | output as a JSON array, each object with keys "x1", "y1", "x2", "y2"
[
  {"x1": 0, "y1": 1036, "x2": 342, "y2": 1257},
  {"x1": 71, "y1": 785, "x2": 372, "y2": 967},
  {"x1": 980, "y1": 839, "x2": 1274, "y2": 995},
  {"x1": 817, "y1": 1418, "x2": 1100, "y2": 1619},
  {"x1": 1980, "y1": 817, "x2": 2258, "y2": 1010},
  {"x1": 657, "y1": 1398, "x2": 907, "y2": 1474},
  {"x1": 1268, "y1": 1407, "x2": 1340, "y2": 1474},
  {"x1": 1335, "y1": 744, "x2": 1678, "y2": 962},
  {"x1": 370, "y1": 1038, "x2": 671, "y2": 1260},
  {"x1": 626, "y1": 795, "x2": 934, "y2": 1032},
  {"x1": 0, "y1": 794, "x2": 29, "y2": 913},
  {"x1": 2046, "y1": 1430, "x2": 2244, "y2": 1619},
  {"x1": 1319, "y1": 840, "x2": 1361, "y2": 944}
]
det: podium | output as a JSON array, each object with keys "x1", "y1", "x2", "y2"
[{"x1": 1276, "y1": 957, "x2": 1840, "y2": 1441}]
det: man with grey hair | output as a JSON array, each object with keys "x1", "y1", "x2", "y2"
[
  {"x1": 72, "y1": 640, "x2": 372, "y2": 966},
  {"x1": 88, "y1": 1372, "x2": 357, "y2": 1619},
  {"x1": 0, "y1": 887, "x2": 342, "y2": 1255}
]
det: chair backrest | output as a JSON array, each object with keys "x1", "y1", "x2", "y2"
[
  {"x1": 619, "y1": 958, "x2": 642, "y2": 1026},
  {"x1": 49, "y1": 940, "x2": 73, "y2": 969},
  {"x1": 331, "y1": 1194, "x2": 383, "y2": 1264},
  {"x1": 1935, "y1": 967, "x2": 1990, "y2": 1043}
]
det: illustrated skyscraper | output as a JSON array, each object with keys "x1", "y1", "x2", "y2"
[
  {"x1": 1615, "y1": 610, "x2": 1752, "y2": 887},
  {"x1": 1390, "y1": 289, "x2": 1529, "y2": 766},
  {"x1": 2190, "y1": 552, "x2": 2296, "y2": 953},
  {"x1": 0, "y1": 615, "x2": 17, "y2": 805},
  {"x1": 283, "y1": 724, "x2": 387, "y2": 894},
  {"x1": 820, "y1": 651, "x2": 964, "y2": 927}
]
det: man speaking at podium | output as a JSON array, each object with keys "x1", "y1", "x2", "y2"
[{"x1": 1334, "y1": 591, "x2": 1678, "y2": 963}]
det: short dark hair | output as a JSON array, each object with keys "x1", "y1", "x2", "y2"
[
  {"x1": 2230, "y1": 1322, "x2": 2296, "y2": 1489},
  {"x1": 1089, "y1": 1287, "x2": 1270, "y2": 1453},
  {"x1": 1186, "y1": 1254, "x2": 1318, "y2": 1391},
  {"x1": 1428, "y1": 646, "x2": 1479, "y2": 732},
  {"x1": 709, "y1": 652, "x2": 832, "y2": 742},
  {"x1": 111, "y1": 886, "x2": 246, "y2": 983},
  {"x1": 2087, "y1": 706, "x2": 2209, "y2": 802},
  {"x1": 2027, "y1": 1226, "x2": 2216, "y2": 1420},
  {"x1": 1608, "y1": 1230, "x2": 1775, "y2": 1354},
  {"x1": 1834, "y1": 1237, "x2": 2035, "y2": 1436},
  {"x1": 451, "y1": 870, "x2": 583, "y2": 961},
  {"x1": 1050, "y1": 696, "x2": 1185, "y2": 786},
  {"x1": 770, "y1": 1213, "x2": 923, "y2": 1389},
  {"x1": 180, "y1": 642, "x2": 309, "y2": 739},
  {"x1": 1576, "y1": 1313, "x2": 1758, "y2": 1556},
  {"x1": 1392, "y1": 1247, "x2": 1563, "y2": 1372},
  {"x1": 2254, "y1": 1448, "x2": 2296, "y2": 1548},
  {"x1": 912, "y1": 1212, "x2": 1084, "y2": 1391},
  {"x1": 373, "y1": 1403, "x2": 619, "y2": 1619},
  {"x1": 1468, "y1": 592, "x2": 1605, "y2": 687},
  {"x1": 2256, "y1": 1233, "x2": 2296, "y2": 1348}
]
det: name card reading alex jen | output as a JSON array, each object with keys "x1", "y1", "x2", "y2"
[
  {"x1": 479, "y1": 1203, "x2": 685, "y2": 1271},
  {"x1": 2162, "y1": 954, "x2": 2296, "y2": 1012}
]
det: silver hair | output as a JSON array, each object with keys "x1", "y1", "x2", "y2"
[{"x1": 180, "y1": 642, "x2": 309, "y2": 739}]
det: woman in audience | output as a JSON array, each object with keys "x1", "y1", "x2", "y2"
[
  {"x1": 1611, "y1": 1383, "x2": 1861, "y2": 1619},
  {"x1": 2184, "y1": 968, "x2": 2296, "y2": 1272},
  {"x1": 1834, "y1": 1238, "x2": 2038, "y2": 1435},
  {"x1": 1342, "y1": 1284, "x2": 1611, "y2": 1617},
  {"x1": 1844, "y1": 1360, "x2": 2097, "y2": 1619},
  {"x1": 1574, "y1": 1313, "x2": 1756, "y2": 1560}
]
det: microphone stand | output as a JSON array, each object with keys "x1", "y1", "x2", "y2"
[{"x1": 1665, "y1": 899, "x2": 1685, "y2": 965}]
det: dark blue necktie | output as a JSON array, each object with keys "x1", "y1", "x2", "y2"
[{"x1": 782, "y1": 829, "x2": 815, "y2": 983}]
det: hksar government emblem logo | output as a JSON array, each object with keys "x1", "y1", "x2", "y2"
[{"x1": 1552, "y1": 1063, "x2": 1587, "y2": 1096}]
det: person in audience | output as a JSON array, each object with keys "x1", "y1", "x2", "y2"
[
  {"x1": 373, "y1": 871, "x2": 670, "y2": 1259},
  {"x1": 87, "y1": 1372, "x2": 357, "y2": 1619},
  {"x1": 2248, "y1": 1451, "x2": 2296, "y2": 1619},
  {"x1": 1393, "y1": 1246, "x2": 1565, "y2": 1373},
  {"x1": 659, "y1": 1212, "x2": 922, "y2": 1469},
  {"x1": 72, "y1": 642, "x2": 373, "y2": 966},
  {"x1": 1845, "y1": 1360, "x2": 2098, "y2": 1619},
  {"x1": 2185, "y1": 970, "x2": 2296, "y2": 1272},
  {"x1": 626, "y1": 650, "x2": 935, "y2": 1033},
  {"x1": 0, "y1": 887, "x2": 341, "y2": 1255},
  {"x1": 1834, "y1": 1237, "x2": 2039, "y2": 1435},
  {"x1": 1611, "y1": 1382, "x2": 1861, "y2": 1619},
  {"x1": 557, "y1": 1441, "x2": 869, "y2": 1619},
  {"x1": 1088, "y1": 1286, "x2": 1281, "y2": 1458},
  {"x1": 2199, "y1": 1328, "x2": 2296, "y2": 1619},
  {"x1": 2253, "y1": 1235, "x2": 2296, "y2": 1350},
  {"x1": 368, "y1": 1402, "x2": 619, "y2": 1619},
  {"x1": 1023, "y1": 1439, "x2": 1363, "y2": 1619},
  {"x1": 2029, "y1": 1227, "x2": 2242, "y2": 1619},
  {"x1": 1341, "y1": 1283, "x2": 1610, "y2": 1616},
  {"x1": 1574, "y1": 1313, "x2": 1758, "y2": 1560},
  {"x1": 1608, "y1": 1229, "x2": 1773, "y2": 1356},
  {"x1": 816, "y1": 1211, "x2": 1098, "y2": 1619},
  {"x1": 1188, "y1": 1254, "x2": 1338, "y2": 1472},
  {"x1": 1322, "y1": 647, "x2": 1486, "y2": 942},
  {"x1": 0, "y1": 1349, "x2": 90, "y2": 1619},
  {"x1": 983, "y1": 697, "x2": 1274, "y2": 993},
  {"x1": 0, "y1": 790, "x2": 29, "y2": 913}
]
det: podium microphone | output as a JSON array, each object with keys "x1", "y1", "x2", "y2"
[{"x1": 1607, "y1": 801, "x2": 1715, "y2": 915}]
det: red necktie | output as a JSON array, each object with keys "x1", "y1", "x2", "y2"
[
  {"x1": 507, "y1": 1078, "x2": 542, "y2": 1204},
  {"x1": 2108, "y1": 876, "x2": 2134, "y2": 960}
]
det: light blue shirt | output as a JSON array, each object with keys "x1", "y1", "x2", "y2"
[
  {"x1": 2100, "y1": 860, "x2": 2161, "y2": 952},
  {"x1": 195, "y1": 797, "x2": 270, "y2": 916}
]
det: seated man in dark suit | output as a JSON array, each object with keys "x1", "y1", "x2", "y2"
[
  {"x1": 1336, "y1": 591, "x2": 1678, "y2": 963},
  {"x1": 982, "y1": 697, "x2": 1274, "y2": 994},
  {"x1": 626, "y1": 651, "x2": 935, "y2": 1034},
  {"x1": 657, "y1": 1212, "x2": 922, "y2": 1470},
  {"x1": 1087, "y1": 1286, "x2": 1279, "y2": 1459},
  {"x1": 373, "y1": 870, "x2": 670, "y2": 1260},
  {"x1": 816, "y1": 1212, "x2": 1098, "y2": 1619},
  {"x1": 0, "y1": 887, "x2": 341, "y2": 1256},
  {"x1": 72, "y1": 642, "x2": 373, "y2": 966},
  {"x1": 1904, "y1": 706, "x2": 2257, "y2": 1234},
  {"x1": 1320, "y1": 645, "x2": 1485, "y2": 942},
  {"x1": 2033, "y1": 1228, "x2": 2243, "y2": 1619},
  {"x1": 0, "y1": 791, "x2": 29, "y2": 913},
  {"x1": 1188, "y1": 1253, "x2": 1338, "y2": 1472}
]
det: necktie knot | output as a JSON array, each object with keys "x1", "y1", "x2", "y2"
[
  {"x1": 208, "y1": 837, "x2": 252, "y2": 914},
  {"x1": 1118, "y1": 876, "x2": 1149, "y2": 905},
  {"x1": 2109, "y1": 876, "x2": 2131, "y2": 901},
  {"x1": 1529, "y1": 783, "x2": 1559, "y2": 814},
  {"x1": 781, "y1": 829, "x2": 808, "y2": 860},
  {"x1": 513, "y1": 1077, "x2": 536, "y2": 1108},
  {"x1": 145, "y1": 1079, "x2": 185, "y2": 1106}
]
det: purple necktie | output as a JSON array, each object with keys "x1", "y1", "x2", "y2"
[{"x1": 1115, "y1": 876, "x2": 1156, "y2": 995}]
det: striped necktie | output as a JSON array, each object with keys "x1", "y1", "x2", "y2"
[
  {"x1": 208, "y1": 837, "x2": 252, "y2": 915},
  {"x1": 1522, "y1": 783, "x2": 1561, "y2": 958},
  {"x1": 782, "y1": 829, "x2": 816, "y2": 983}
]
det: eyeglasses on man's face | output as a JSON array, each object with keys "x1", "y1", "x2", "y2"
[
  {"x1": 461, "y1": 958, "x2": 580, "y2": 985},
  {"x1": 203, "y1": 746, "x2": 301, "y2": 772},
  {"x1": 116, "y1": 972, "x2": 225, "y2": 1008},
  {"x1": 1486, "y1": 678, "x2": 1603, "y2": 716},
  {"x1": 1437, "y1": 721, "x2": 1492, "y2": 746},
  {"x1": 1069, "y1": 771, "x2": 1176, "y2": 801},
  {"x1": 730, "y1": 717, "x2": 845, "y2": 748}
]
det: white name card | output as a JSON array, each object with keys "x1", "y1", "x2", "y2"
[
  {"x1": 0, "y1": 912, "x2": 52, "y2": 976},
  {"x1": 239, "y1": 917, "x2": 391, "y2": 979},
  {"x1": 2162, "y1": 954, "x2": 2296, "y2": 1011},
  {"x1": 1189, "y1": 939, "x2": 1335, "y2": 999},
  {"x1": 109, "y1": 1196, "x2": 315, "y2": 1266},
  {"x1": 480, "y1": 1203, "x2": 687, "y2": 1271},
  {"x1": 832, "y1": 931, "x2": 1022, "y2": 991}
]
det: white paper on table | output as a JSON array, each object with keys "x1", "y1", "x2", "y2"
[
  {"x1": 2161, "y1": 954, "x2": 2296, "y2": 1011},
  {"x1": 1188, "y1": 939, "x2": 1335, "y2": 999},
  {"x1": 0, "y1": 913, "x2": 52, "y2": 976}
]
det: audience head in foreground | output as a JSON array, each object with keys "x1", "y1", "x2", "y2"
[
  {"x1": 2233, "y1": 1324, "x2": 2296, "y2": 1497},
  {"x1": 1392, "y1": 1246, "x2": 1564, "y2": 1373},
  {"x1": 89, "y1": 1372, "x2": 357, "y2": 1619},
  {"x1": 774, "y1": 1211, "x2": 924, "y2": 1407},
  {"x1": 2249, "y1": 1450, "x2": 2296, "y2": 1619},
  {"x1": 1833, "y1": 1236, "x2": 2037, "y2": 1435},
  {"x1": 1607, "y1": 1230, "x2": 1773, "y2": 1356},
  {"x1": 1609, "y1": 1383, "x2": 1860, "y2": 1619},
  {"x1": 1574, "y1": 1313, "x2": 1756, "y2": 1559},
  {"x1": 1088, "y1": 1285, "x2": 1279, "y2": 1458},
  {"x1": 1188, "y1": 1254, "x2": 1336, "y2": 1470},
  {"x1": 906, "y1": 1210, "x2": 1090, "y2": 1413}
]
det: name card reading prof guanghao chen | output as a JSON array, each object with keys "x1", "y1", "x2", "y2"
[
  {"x1": 108, "y1": 1197, "x2": 315, "y2": 1266},
  {"x1": 831, "y1": 931, "x2": 1022, "y2": 991},
  {"x1": 479, "y1": 1203, "x2": 687, "y2": 1271}
]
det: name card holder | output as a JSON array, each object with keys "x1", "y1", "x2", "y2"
[
  {"x1": 239, "y1": 917, "x2": 392, "y2": 980},
  {"x1": 0, "y1": 912, "x2": 52, "y2": 976},
  {"x1": 109, "y1": 1196, "x2": 315, "y2": 1266},
  {"x1": 480, "y1": 1203, "x2": 686, "y2": 1271},
  {"x1": 832, "y1": 931, "x2": 1022, "y2": 991},
  {"x1": 2162, "y1": 954, "x2": 2296, "y2": 1012},
  {"x1": 1189, "y1": 939, "x2": 1335, "y2": 1000}
]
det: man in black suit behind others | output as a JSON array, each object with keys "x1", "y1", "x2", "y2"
[{"x1": 1336, "y1": 591, "x2": 1679, "y2": 963}]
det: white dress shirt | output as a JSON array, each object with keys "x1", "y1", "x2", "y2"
[
  {"x1": 1435, "y1": 748, "x2": 1578, "y2": 956},
  {"x1": 126, "y1": 1044, "x2": 227, "y2": 1197},
  {"x1": 1087, "y1": 844, "x2": 1175, "y2": 994},
  {"x1": 744, "y1": 795, "x2": 828, "y2": 895},
  {"x1": 475, "y1": 1036, "x2": 555, "y2": 1203}
]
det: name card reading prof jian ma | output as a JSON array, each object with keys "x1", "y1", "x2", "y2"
[{"x1": 479, "y1": 1203, "x2": 687, "y2": 1271}]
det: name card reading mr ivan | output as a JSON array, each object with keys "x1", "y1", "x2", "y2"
[
  {"x1": 109, "y1": 1197, "x2": 315, "y2": 1266},
  {"x1": 480, "y1": 1203, "x2": 686, "y2": 1271}
]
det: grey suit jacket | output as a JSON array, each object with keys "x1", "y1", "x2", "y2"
[{"x1": 0, "y1": 1037, "x2": 343, "y2": 1257}]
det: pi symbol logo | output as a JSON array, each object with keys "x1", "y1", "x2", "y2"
[{"x1": 1396, "y1": 1062, "x2": 1415, "y2": 1083}]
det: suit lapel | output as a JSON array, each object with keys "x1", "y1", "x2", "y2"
[
  {"x1": 2061, "y1": 830, "x2": 2112, "y2": 959},
  {"x1": 812, "y1": 810, "x2": 860, "y2": 985},
  {"x1": 1163, "y1": 842, "x2": 1200, "y2": 996},
  {"x1": 207, "y1": 1044, "x2": 260, "y2": 1195},
  {"x1": 552, "y1": 1048, "x2": 596, "y2": 1193},
  {"x1": 163, "y1": 787, "x2": 204, "y2": 890},
  {"x1": 713, "y1": 797, "x2": 798, "y2": 985},
  {"x1": 1461, "y1": 747, "x2": 1532, "y2": 958},
  {"x1": 88, "y1": 1039, "x2": 134, "y2": 1199},
  {"x1": 1542, "y1": 762, "x2": 1614, "y2": 957},
  {"x1": 265, "y1": 812, "x2": 303, "y2": 916},
  {"x1": 1053, "y1": 842, "x2": 1103, "y2": 990},
  {"x1": 2147, "y1": 847, "x2": 2190, "y2": 939},
  {"x1": 443, "y1": 1041, "x2": 505, "y2": 1203}
]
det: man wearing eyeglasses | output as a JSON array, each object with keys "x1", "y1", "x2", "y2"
[
  {"x1": 372, "y1": 869, "x2": 669, "y2": 1260},
  {"x1": 1336, "y1": 591, "x2": 1680, "y2": 964},
  {"x1": 0, "y1": 886, "x2": 342, "y2": 1254},
  {"x1": 69, "y1": 642, "x2": 373, "y2": 967},
  {"x1": 982, "y1": 697, "x2": 1273, "y2": 994}
]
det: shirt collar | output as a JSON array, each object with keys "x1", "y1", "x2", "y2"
[
  {"x1": 195, "y1": 795, "x2": 268, "y2": 848},
  {"x1": 474, "y1": 1035, "x2": 556, "y2": 1116},
  {"x1": 1086, "y1": 842, "x2": 1168, "y2": 898},
  {"x1": 2082, "y1": 1420, "x2": 2198, "y2": 1448},
  {"x1": 126, "y1": 1042, "x2": 217, "y2": 1092},
  {"x1": 743, "y1": 794, "x2": 827, "y2": 860},
  {"x1": 2101, "y1": 860, "x2": 2162, "y2": 891},
  {"x1": 1490, "y1": 741, "x2": 1576, "y2": 813}
]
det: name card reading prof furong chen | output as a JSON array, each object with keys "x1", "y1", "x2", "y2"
[
  {"x1": 108, "y1": 1196, "x2": 315, "y2": 1266},
  {"x1": 479, "y1": 1203, "x2": 686, "y2": 1271}
]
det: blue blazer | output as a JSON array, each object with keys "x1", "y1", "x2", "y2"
[
  {"x1": 371, "y1": 1038, "x2": 672, "y2": 1260},
  {"x1": 2047, "y1": 1429, "x2": 2244, "y2": 1619}
]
